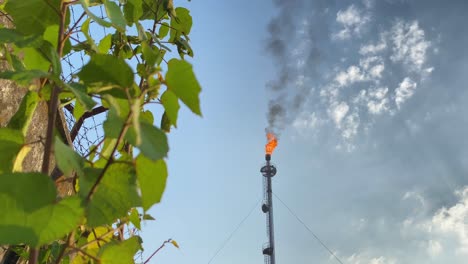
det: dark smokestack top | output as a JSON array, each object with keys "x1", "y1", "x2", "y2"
[{"x1": 265, "y1": 154, "x2": 272, "y2": 161}]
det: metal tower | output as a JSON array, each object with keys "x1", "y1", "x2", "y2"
[{"x1": 261, "y1": 153, "x2": 277, "y2": 264}]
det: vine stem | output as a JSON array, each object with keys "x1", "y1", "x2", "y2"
[
  {"x1": 36, "y1": 2, "x2": 69, "y2": 264},
  {"x1": 85, "y1": 110, "x2": 133, "y2": 202}
]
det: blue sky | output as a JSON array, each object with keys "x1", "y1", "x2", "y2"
[{"x1": 94, "y1": 1, "x2": 468, "y2": 263}]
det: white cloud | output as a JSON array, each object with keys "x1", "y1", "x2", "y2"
[
  {"x1": 334, "y1": 5, "x2": 370, "y2": 40},
  {"x1": 391, "y1": 20, "x2": 431, "y2": 71},
  {"x1": 346, "y1": 253, "x2": 397, "y2": 264},
  {"x1": 329, "y1": 101, "x2": 349, "y2": 127},
  {"x1": 427, "y1": 240, "x2": 443, "y2": 257},
  {"x1": 395, "y1": 77, "x2": 417, "y2": 108},
  {"x1": 431, "y1": 187, "x2": 468, "y2": 253},
  {"x1": 353, "y1": 87, "x2": 389, "y2": 115},
  {"x1": 335, "y1": 65, "x2": 367, "y2": 87},
  {"x1": 293, "y1": 112, "x2": 321, "y2": 131},
  {"x1": 360, "y1": 38, "x2": 387, "y2": 55},
  {"x1": 341, "y1": 112, "x2": 360, "y2": 140}
]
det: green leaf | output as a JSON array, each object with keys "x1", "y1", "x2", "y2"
[
  {"x1": 98, "y1": 34, "x2": 113, "y2": 54},
  {"x1": 87, "y1": 227, "x2": 112, "y2": 249},
  {"x1": 169, "y1": 7, "x2": 192, "y2": 42},
  {"x1": 81, "y1": 18, "x2": 98, "y2": 53},
  {"x1": 0, "y1": 128, "x2": 24, "y2": 174},
  {"x1": 141, "y1": 0, "x2": 166, "y2": 20},
  {"x1": 0, "y1": 28, "x2": 42, "y2": 48},
  {"x1": 104, "y1": 0, "x2": 127, "y2": 32},
  {"x1": 165, "y1": 59, "x2": 202, "y2": 115},
  {"x1": 0, "y1": 173, "x2": 83, "y2": 246},
  {"x1": 123, "y1": 0, "x2": 143, "y2": 25},
  {"x1": 66, "y1": 83, "x2": 97, "y2": 111},
  {"x1": 160, "y1": 89, "x2": 179, "y2": 127},
  {"x1": 136, "y1": 155, "x2": 167, "y2": 211},
  {"x1": 0, "y1": 70, "x2": 49, "y2": 86},
  {"x1": 73, "y1": 100, "x2": 86, "y2": 121},
  {"x1": 158, "y1": 23, "x2": 170, "y2": 39},
  {"x1": 142, "y1": 41, "x2": 156, "y2": 66},
  {"x1": 21, "y1": 47, "x2": 52, "y2": 71},
  {"x1": 129, "y1": 208, "x2": 141, "y2": 230},
  {"x1": 5, "y1": 0, "x2": 62, "y2": 35},
  {"x1": 37, "y1": 40, "x2": 62, "y2": 76},
  {"x1": 82, "y1": 164, "x2": 141, "y2": 227},
  {"x1": 80, "y1": 0, "x2": 113, "y2": 28},
  {"x1": 98, "y1": 236, "x2": 142, "y2": 264},
  {"x1": 43, "y1": 25, "x2": 72, "y2": 56},
  {"x1": 55, "y1": 137, "x2": 85, "y2": 178},
  {"x1": 125, "y1": 122, "x2": 169, "y2": 161},
  {"x1": 140, "y1": 110, "x2": 154, "y2": 124},
  {"x1": 160, "y1": 111, "x2": 171, "y2": 132},
  {"x1": 142, "y1": 214, "x2": 155, "y2": 220},
  {"x1": 78, "y1": 54, "x2": 134, "y2": 88},
  {"x1": 7, "y1": 91, "x2": 39, "y2": 136}
]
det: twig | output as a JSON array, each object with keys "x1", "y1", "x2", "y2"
[
  {"x1": 143, "y1": 239, "x2": 172, "y2": 264},
  {"x1": 70, "y1": 246, "x2": 100, "y2": 262},
  {"x1": 85, "y1": 110, "x2": 133, "y2": 202},
  {"x1": 54, "y1": 231, "x2": 75, "y2": 264},
  {"x1": 28, "y1": 248, "x2": 39, "y2": 264}
]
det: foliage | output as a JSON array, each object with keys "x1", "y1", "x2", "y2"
[{"x1": 0, "y1": 0, "x2": 201, "y2": 263}]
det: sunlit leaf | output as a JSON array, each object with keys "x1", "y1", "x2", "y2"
[
  {"x1": 98, "y1": 236, "x2": 142, "y2": 264},
  {"x1": 126, "y1": 121, "x2": 169, "y2": 161},
  {"x1": 104, "y1": 0, "x2": 127, "y2": 32},
  {"x1": 12, "y1": 145, "x2": 31, "y2": 172},
  {"x1": 0, "y1": 172, "x2": 83, "y2": 246},
  {"x1": 87, "y1": 227, "x2": 112, "y2": 249},
  {"x1": 0, "y1": 28, "x2": 42, "y2": 48},
  {"x1": 0, "y1": 128, "x2": 24, "y2": 174},
  {"x1": 5, "y1": 0, "x2": 63, "y2": 35},
  {"x1": 0, "y1": 70, "x2": 49, "y2": 86},
  {"x1": 66, "y1": 83, "x2": 96, "y2": 111},
  {"x1": 136, "y1": 155, "x2": 167, "y2": 211},
  {"x1": 7, "y1": 91, "x2": 39, "y2": 136},
  {"x1": 55, "y1": 137, "x2": 85, "y2": 178},
  {"x1": 129, "y1": 208, "x2": 141, "y2": 230},
  {"x1": 82, "y1": 163, "x2": 141, "y2": 227},
  {"x1": 123, "y1": 0, "x2": 143, "y2": 25},
  {"x1": 78, "y1": 54, "x2": 134, "y2": 88},
  {"x1": 98, "y1": 34, "x2": 113, "y2": 54},
  {"x1": 170, "y1": 239, "x2": 179, "y2": 249},
  {"x1": 165, "y1": 59, "x2": 202, "y2": 116},
  {"x1": 160, "y1": 89, "x2": 179, "y2": 127},
  {"x1": 158, "y1": 23, "x2": 170, "y2": 39},
  {"x1": 80, "y1": 0, "x2": 113, "y2": 28},
  {"x1": 169, "y1": 7, "x2": 192, "y2": 42}
]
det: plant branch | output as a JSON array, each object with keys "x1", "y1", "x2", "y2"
[
  {"x1": 143, "y1": 239, "x2": 172, "y2": 264},
  {"x1": 41, "y1": 0, "x2": 68, "y2": 175},
  {"x1": 63, "y1": 11, "x2": 86, "y2": 45},
  {"x1": 70, "y1": 246, "x2": 100, "y2": 262},
  {"x1": 70, "y1": 106, "x2": 108, "y2": 142},
  {"x1": 54, "y1": 231, "x2": 75, "y2": 264},
  {"x1": 85, "y1": 110, "x2": 133, "y2": 202}
]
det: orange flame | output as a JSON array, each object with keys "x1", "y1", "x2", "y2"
[{"x1": 265, "y1": 133, "x2": 278, "y2": 155}]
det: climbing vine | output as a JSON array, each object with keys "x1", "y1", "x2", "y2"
[{"x1": 0, "y1": 0, "x2": 201, "y2": 263}]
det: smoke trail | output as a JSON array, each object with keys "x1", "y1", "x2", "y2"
[{"x1": 265, "y1": 0, "x2": 328, "y2": 135}]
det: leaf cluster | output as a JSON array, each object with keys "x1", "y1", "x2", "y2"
[{"x1": 0, "y1": 0, "x2": 201, "y2": 263}]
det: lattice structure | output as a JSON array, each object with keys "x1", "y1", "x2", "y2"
[
  {"x1": 62, "y1": 5, "x2": 108, "y2": 156},
  {"x1": 261, "y1": 154, "x2": 278, "y2": 264}
]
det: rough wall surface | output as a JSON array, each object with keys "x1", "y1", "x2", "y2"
[{"x1": 0, "y1": 5, "x2": 47, "y2": 263}]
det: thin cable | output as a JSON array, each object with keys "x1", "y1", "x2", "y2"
[
  {"x1": 273, "y1": 192, "x2": 345, "y2": 264},
  {"x1": 207, "y1": 198, "x2": 261, "y2": 264}
]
